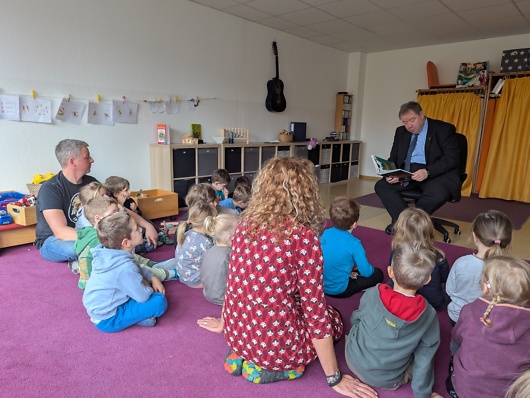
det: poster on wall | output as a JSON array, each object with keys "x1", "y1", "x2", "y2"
[
  {"x1": 20, "y1": 97, "x2": 52, "y2": 123},
  {"x1": 0, "y1": 95, "x2": 21, "y2": 121},
  {"x1": 55, "y1": 98, "x2": 85, "y2": 125},
  {"x1": 113, "y1": 100, "x2": 138, "y2": 124},
  {"x1": 456, "y1": 61, "x2": 488, "y2": 87},
  {"x1": 88, "y1": 102, "x2": 114, "y2": 126}
]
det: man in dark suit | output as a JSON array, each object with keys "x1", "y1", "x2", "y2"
[{"x1": 375, "y1": 101, "x2": 460, "y2": 234}]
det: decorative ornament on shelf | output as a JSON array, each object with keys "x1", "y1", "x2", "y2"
[{"x1": 307, "y1": 138, "x2": 318, "y2": 150}]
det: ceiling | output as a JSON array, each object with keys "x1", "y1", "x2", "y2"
[{"x1": 189, "y1": 0, "x2": 530, "y2": 53}]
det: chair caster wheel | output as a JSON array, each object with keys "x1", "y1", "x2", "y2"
[{"x1": 454, "y1": 229, "x2": 461, "y2": 235}]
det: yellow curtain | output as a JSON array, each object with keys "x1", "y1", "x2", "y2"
[
  {"x1": 480, "y1": 77, "x2": 530, "y2": 202},
  {"x1": 417, "y1": 92, "x2": 482, "y2": 196}
]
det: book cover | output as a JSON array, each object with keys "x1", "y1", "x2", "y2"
[
  {"x1": 371, "y1": 155, "x2": 412, "y2": 180},
  {"x1": 191, "y1": 124, "x2": 202, "y2": 140},
  {"x1": 456, "y1": 61, "x2": 488, "y2": 87},
  {"x1": 157, "y1": 124, "x2": 170, "y2": 145}
]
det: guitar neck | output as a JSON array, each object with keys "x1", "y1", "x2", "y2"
[{"x1": 275, "y1": 55, "x2": 280, "y2": 80}]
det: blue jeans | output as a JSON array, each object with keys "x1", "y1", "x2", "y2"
[
  {"x1": 39, "y1": 236, "x2": 77, "y2": 262},
  {"x1": 95, "y1": 293, "x2": 168, "y2": 333}
]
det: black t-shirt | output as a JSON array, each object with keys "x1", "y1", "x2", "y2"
[{"x1": 35, "y1": 172, "x2": 98, "y2": 247}]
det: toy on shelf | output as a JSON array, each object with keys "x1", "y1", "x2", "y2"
[
  {"x1": 28, "y1": 172, "x2": 54, "y2": 197},
  {"x1": 181, "y1": 134, "x2": 198, "y2": 145},
  {"x1": 278, "y1": 129, "x2": 293, "y2": 142},
  {"x1": 223, "y1": 128, "x2": 249, "y2": 144},
  {"x1": 307, "y1": 138, "x2": 318, "y2": 150}
]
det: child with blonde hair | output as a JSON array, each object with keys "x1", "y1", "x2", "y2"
[
  {"x1": 506, "y1": 370, "x2": 530, "y2": 398},
  {"x1": 175, "y1": 202, "x2": 217, "y2": 288},
  {"x1": 448, "y1": 255, "x2": 530, "y2": 398},
  {"x1": 200, "y1": 213, "x2": 239, "y2": 305},
  {"x1": 74, "y1": 182, "x2": 110, "y2": 229},
  {"x1": 446, "y1": 210, "x2": 513, "y2": 323},
  {"x1": 390, "y1": 207, "x2": 449, "y2": 309}
]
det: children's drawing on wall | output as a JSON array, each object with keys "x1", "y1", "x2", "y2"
[
  {"x1": 55, "y1": 98, "x2": 85, "y2": 125},
  {"x1": 0, "y1": 95, "x2": 21, "y2": 121},
  {"x1": 456, "y1": 61, "x2": 488, "y2": 87},
  {"x1": 165, "y1": 100, "x2": 180, "y2": 114},
  {"x1": 147, "y1": 100, "x2": 165, "y2": 114},
  {"x1": 112, "y1": 100, "x2": 138, "y2": 124},
  {"x1": 20, "y1": 97, "x2": 52, "y2": 123},
  {"x1": 88, "y1": 102, "x2": 114, "y2": 126}
]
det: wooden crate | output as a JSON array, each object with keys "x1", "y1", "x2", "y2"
[
  {"x1": 7, "y1": 204, "x2": 37, "y2": 226},
  {"x1": 0, "y1": 223, "x2": 36, "y2": 248},
  {"x1": 130, "y1": 189, "x2": 179, "y2": 220}
]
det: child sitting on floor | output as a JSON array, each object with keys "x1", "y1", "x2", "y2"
[
  {"x1": 345, "y1": 242, "x2": 443, "y2": 398},
  {"x1": 200, "y1": 213, "x2": 239, "y2": 305},
  {"x1": 74, "y1": 197, "x2": 174, "y2": 289},
  {"x1": 390, "y1": 207, "x2": 449, "y2": 310},
  {"x1": 74, "y1": 182, "x2": 109, "y2": 229},
  {"x1": 175, "y1": 202, "x2": 217, "y2": 288},
  {"x1": 228, "y1": 175, "x2": 252, "y2": 199},
  {"x1": 211, "y1": 168, "x2": 230, "y2": 202},
  {"x1": 82, "y1": 211, "x2": 167, "y2": 333},
  {"x1": 320, "y1": 196, "x2": 383, "y2": 297},
  {"x1": 105, "y1": 176, "x2": 173, "y2": 253},
  {"x1": 448, "y1": 255, "x2": 530, "y2": 398},
  {"x1": 219, "y1": 185, "x2": 251, "y2": 214},
  {"x1": 446, "y1": 209, "x2": 513, "y2": 324}
]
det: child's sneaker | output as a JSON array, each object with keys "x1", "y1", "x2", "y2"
[{"x1": 68, "y1": 260, "x2": 80, "y2": 274}]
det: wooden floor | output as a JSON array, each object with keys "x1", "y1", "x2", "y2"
[{"x1": 319, "y1": 178, "x2": 530, "y2": 260}]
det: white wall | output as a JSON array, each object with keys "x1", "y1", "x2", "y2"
[
  {"x1": 355, "y1": 33, "x2": 530, "y2": 177},
  {"x1": 0, "y1": 0, "x2": 349, "y2": 193}
]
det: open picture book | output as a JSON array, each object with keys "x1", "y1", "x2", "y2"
[{"x1": 371, "y1": 155, "x2": 413, "y2": 180}]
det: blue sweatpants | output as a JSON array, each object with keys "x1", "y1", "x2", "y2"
[{"x1": 95, "y1": 293, "x2": 167, "y2": 333}]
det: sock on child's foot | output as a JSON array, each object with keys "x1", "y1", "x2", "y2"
[
  {"x1": 242, "y1": 361, "x2": 304, "y2": 384},
  {"x1": 166, "y1": 269, "x2": 179, "y2": 280},
  {"x1": 224, "y1": 350, "x2": 243, "y2": 376},
  {"x1": 136, "y1": 318, "x2": 156, "y2": 327}
]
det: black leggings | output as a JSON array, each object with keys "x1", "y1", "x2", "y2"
[{"x1": 326, "y1": 268, "x2": 384, "y2": 298}]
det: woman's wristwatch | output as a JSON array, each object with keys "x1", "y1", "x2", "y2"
[{"x1": 326, "y1": 369, "x2": 342, "y2": 387}]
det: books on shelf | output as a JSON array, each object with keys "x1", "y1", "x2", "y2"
[
  {"x1": 491, "y1": 78, "x2": 505, "y2": 95},
  {"x1": 371, "y1": 155, "x2": 413, "y2": 180}
]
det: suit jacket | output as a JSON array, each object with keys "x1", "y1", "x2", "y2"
[{"x1": 389, "y1": 118, "x2": 461, "y2": 199}]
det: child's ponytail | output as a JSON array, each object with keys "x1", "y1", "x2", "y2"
[
  {"x1": 176, "y1": 221, "x2": 188, "y2": 249},
  {"x1": 471, "y1": 210, "x2": 513, "y2": 260}
]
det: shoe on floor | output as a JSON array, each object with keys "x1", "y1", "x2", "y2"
[
  {"x1": 385, "y1": 223, "x2": 394, "y2": 235},
  {"x1": 68, "y1": 260, "x2": 80, "y2": 275}
]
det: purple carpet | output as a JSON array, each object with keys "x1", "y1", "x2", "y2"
[
  {"x1": 356, "y1": 193, "x2": 529, "y2": 230},
  {"x1": 0, "y1": 226, "x2": 472, "y2": 398}
]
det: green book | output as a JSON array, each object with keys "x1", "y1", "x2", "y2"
[{"x1": 191, "y1": 124, "x2": 202, "y2": 140}]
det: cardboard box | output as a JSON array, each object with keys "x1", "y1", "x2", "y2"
[
  {"x1": 7, "y1": 204, "x2": 37, "y2": 226},
  {"x1": 130, "y1": 189, "x2": 179, "y2": 220}
]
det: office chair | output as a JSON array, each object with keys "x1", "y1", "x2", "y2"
[{"x1": 401, "y1": 133, "x2": 468, "y2": 243}]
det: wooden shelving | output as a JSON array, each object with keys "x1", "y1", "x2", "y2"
[{"x1": 335, "y1": 93, "x2": 353, "y2": 140}]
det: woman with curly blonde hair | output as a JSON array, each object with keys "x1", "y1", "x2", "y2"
[{"x1": 197, "y1": 157, "x2": 376, "y2": 398}]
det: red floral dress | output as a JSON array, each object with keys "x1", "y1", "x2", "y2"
[{"x1": 222, "y1": 221, "x2": 343, "y2": 371}]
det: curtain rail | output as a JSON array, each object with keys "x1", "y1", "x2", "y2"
[{"x1": 417, "y1": 87, "x2": 486, "y2": 95}]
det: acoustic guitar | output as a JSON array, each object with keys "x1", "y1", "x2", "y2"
[{"x1": 265, "y1": 41, "x2": 286, "y2": 112}]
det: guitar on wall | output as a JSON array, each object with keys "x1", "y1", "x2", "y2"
[{"x1": 265, "y1": 41, "x2": 286, "y2": 112}]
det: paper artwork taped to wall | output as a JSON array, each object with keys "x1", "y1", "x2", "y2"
[
  {"x1": 20, "y1": 97, "x2": 52, "y2": 123},
  {"x1": 113, "y1": 100, "x2": 138, "y2": 124},
  {"x1": 147, "y1": 101, "x2": 166, "y2": 114},
  {"x1": 456, "y1": 61, "x2": 488, "y2": 87},
  {"x1": 165, "y1": 100, "x2": 180, "y2": 114},
  {"x1": 55, "y1": 98, "x2": 85, "y2": 125},
  {"x1": 0, "y1": 95, "x2": 21, "y2": 121},
  {"x1": 88, "y1": 102, "x2": 114, "y2": 126}
]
